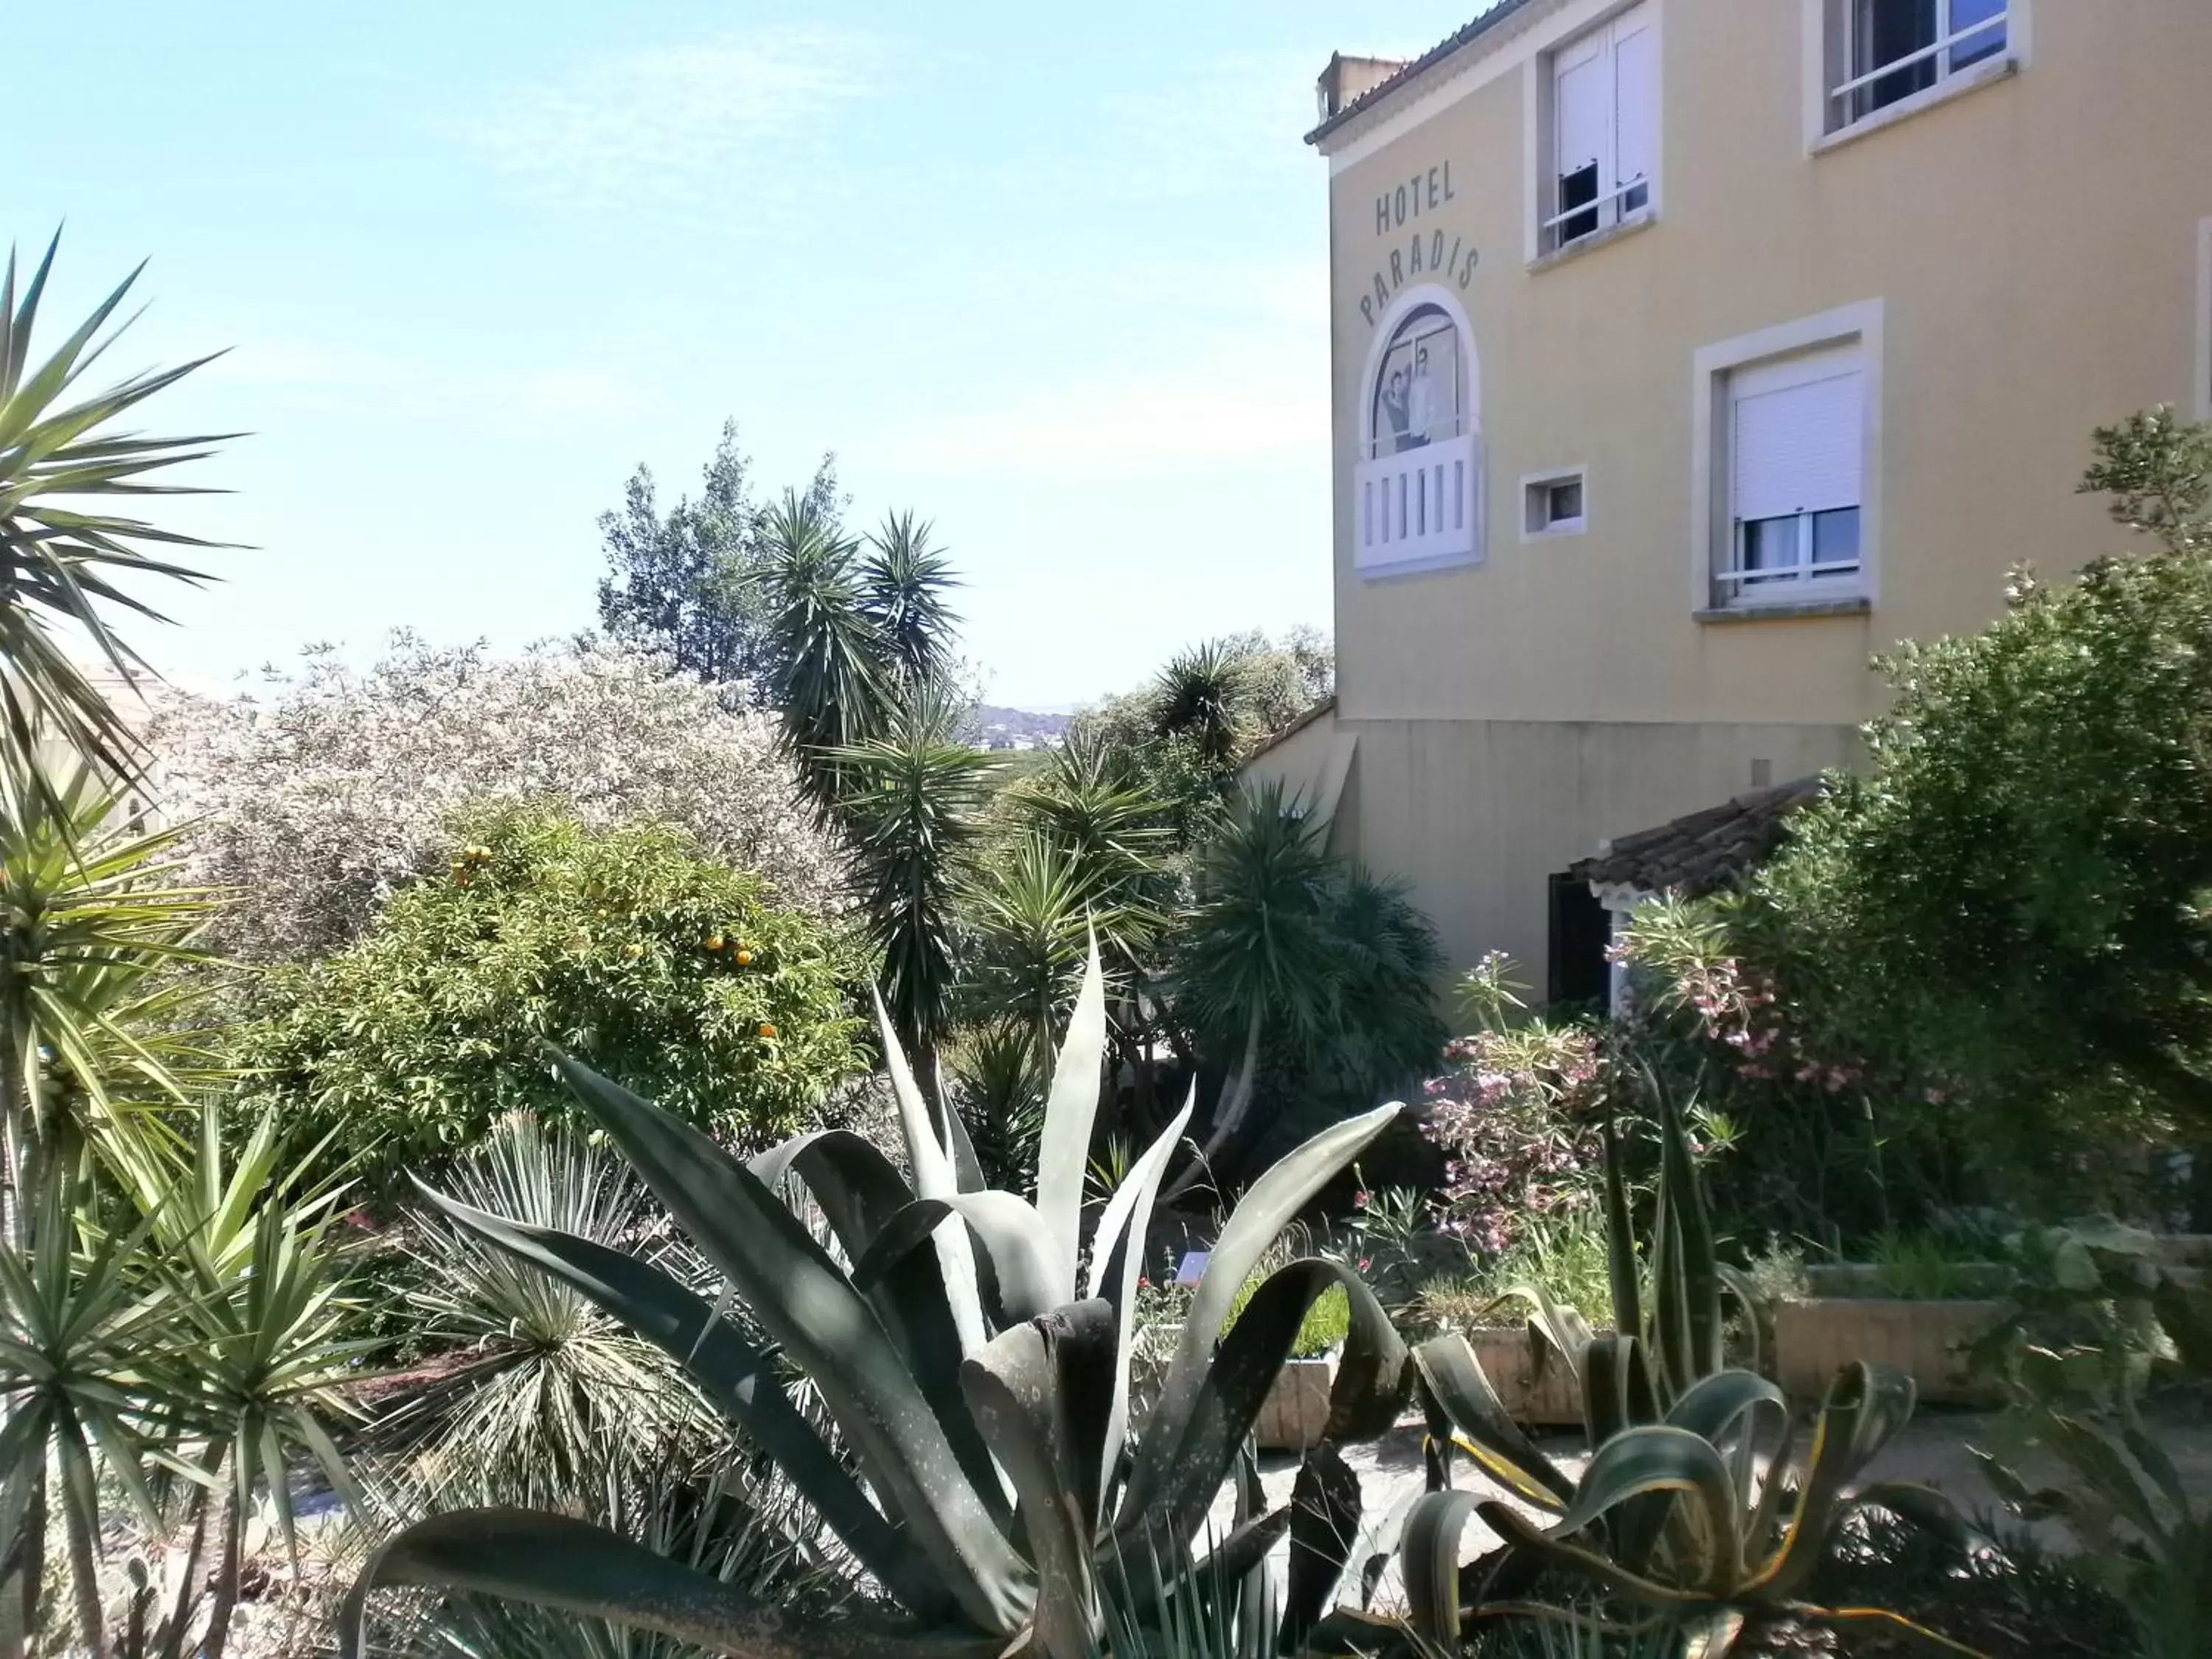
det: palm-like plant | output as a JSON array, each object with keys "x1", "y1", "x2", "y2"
[
  {"x1": 944, "y1": 1021, "x2": 1046, "y2": 1197},
  {"x1": 1169, "y1": 782, "x2": 1343, "y2": 1183},
  {"x1": 756, "y1": 493, "x2": 893, "y2": 819},
  {"x1": 828, "y1": 689, "x2": 999, "y2": 1085},
  {"x1": 1007, "y1": 737, "x2": 1176, "y2": 898},
  {"x1": 858, "y1": 512, "x2": 961, "y2": 689},
  {"x1": 1152, "y1": 641, "x2": 1253, "y2": 773},
  {"x1": 1310, "y1": 865, "x2": 1447, "y2": 1104},
  {"x1": 339, "y1": 946, "x2": 1414, "y2": 1658},
  {"x1": 0, "y1": 232, "x2": 231, "y2": 784},
  {"x1": 378, "y1": 1113, "x2": 726, "y2": 1509},
  {"x1": 961, "y1": 833, "x2": 1161, "y2": 1071},
  {"x1": 136, "y1": 1110, "x2": 373, "y2": 1659},
  {"x1": 0, "y1": 1151, "x2": 182, "y2": 1658},
  {"x1": 0, "y1": 748, "x2": 219, "y2": 1199}
]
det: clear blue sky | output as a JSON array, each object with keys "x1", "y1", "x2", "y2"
[{"x1": 18, "y1": 0, "x2": 1485, "y2": 710}]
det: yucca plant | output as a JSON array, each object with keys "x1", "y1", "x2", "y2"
[
  {"x1": 0, "y1": 230, "x2": 231, "y2": 785},
  {"x1": 0, "y1": 748, "x2": 221, "y2": 1166},
  {"x1": 340, "y1": 942, "x2": 1414, "y2": 1658},
  {"x1": 112, "y1": 1107, "x2": 373, "y2": 1659},
  {"x1": 376, "y1": 1113, "x2": 728, "y2": 1508},
  {"x1": 826, "y1": 686, "x2": 999, "y2": 1085},
  {"x1": 0, "y1": 1147, "x2": 185, "y2": 1658}
]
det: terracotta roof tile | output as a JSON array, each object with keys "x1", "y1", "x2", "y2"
[{"x1": 1572, "y1": 778, "x2": 1824, "y2": 899}]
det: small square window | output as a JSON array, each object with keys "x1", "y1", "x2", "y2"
[{"x1": 1523, "y1": 469, "x2": 1588, "y2": 538}]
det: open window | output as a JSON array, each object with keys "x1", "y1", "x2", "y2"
[
  {"x1": 1356, "y1": 296, "x2": 1483, "y2": 576},
  {"x1": 1540, "y1": 2, "x2": 1656, "y2": 257},
  {"x1": 1818, "y1": 0, "x2": 2010, "y2": 138}
]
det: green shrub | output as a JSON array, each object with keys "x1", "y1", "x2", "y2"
[
  {"x1": 241, "y1": 804, "x2": 866, "y2": 1190},
  {"x1": 1866, "y1": 1228, "x2": 2006, "y2": 1301},
  {"x1": 1737, "y1": 411, "x2": 2212, "y2": 1183}
]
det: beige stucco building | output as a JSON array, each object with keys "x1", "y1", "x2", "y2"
[{"x1": 1251, "y1": 0, "x2": 2212, "y2": 1002}]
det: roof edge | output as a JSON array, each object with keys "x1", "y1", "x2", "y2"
[
  {"x1": 1304, "y1": 0, "x2": 1542, "y2": 150},
  {"x1": 1240, "y1": 694, "x2": 1338, "y2": 767}
]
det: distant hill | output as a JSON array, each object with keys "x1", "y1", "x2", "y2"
[{"x1": 968, "y1": 705, "x2": 1071, "y2": 751}]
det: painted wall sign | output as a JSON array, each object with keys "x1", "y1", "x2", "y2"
[{"x1": 1358, "y1": 159, "x2": 1478, "y2": 325}]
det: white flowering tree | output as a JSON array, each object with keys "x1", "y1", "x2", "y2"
[{"x1": 152, "y1": 633, "x2": 850, "y2": 962}]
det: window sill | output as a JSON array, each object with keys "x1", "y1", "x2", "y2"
[
  {"x1": 1357, "y1": 550, "x2": 1487, "y2": 582},
  {"x1": 1812, "y1": 57, "x2": 2017, "y2": 156},
  {"x1": 1694, "y1": 596, "x2": 1870, "y2": 624},
  {"x1": 1523, "y1": 522, "x2": 1587, "y2": 542},
  {"x1": 1527, "y1": 209, "x2": 1658, "y2": 274}
]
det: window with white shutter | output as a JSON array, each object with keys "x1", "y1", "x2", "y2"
[
  {"x1": 1540, "y1": 4, "x2": 1657, "y2": 256},
  {"x1": 1718, "y1": 345, "x2": 1866, "y2": 603}
]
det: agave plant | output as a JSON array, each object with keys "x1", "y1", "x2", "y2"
[
  {"x1": 1397, "y1": 1351, "x2": 1975, "y2": 1655},
  {"x1": 340, "y1": 942, "x2": 1413, "y2": 1658},
  {"x1": 1971, "y1": 1225, "x2": 2212, "y2": 1659},
  {"x1": 1371, "y1": 1096, "x2": 1976, "y2": 1658},
  {"x1": 1494, "y1": 1091, "x2": 1769, "y2": 1453}
]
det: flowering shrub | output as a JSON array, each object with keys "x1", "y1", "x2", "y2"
[
  {"x1": 1615, "y1": 897, "x2": 1866, "y2": 1094},
  {"x1": 1419, "y1": 955, "x2": 1606, "y2": 1256},
  {"x1": 151, "y1": 633, "x2": 849, "y2": 964}
]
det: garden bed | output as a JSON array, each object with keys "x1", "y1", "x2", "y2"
[
  {"x1": 1253, "y1": 1354, "x2": 1338, "y2": 1451},
  {"x1": 1462, "y1": 1325, "x2": 1585, "y2": 1427},
  {"x1": 1773, "y1": 1295, "x2": 2008, "y2": 1406}
]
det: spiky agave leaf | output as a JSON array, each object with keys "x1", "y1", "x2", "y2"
[{"x1": 352, "y1": 934, "x2": 1419, "y2": 1658}]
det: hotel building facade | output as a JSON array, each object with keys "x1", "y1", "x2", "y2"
[{"x1": 1251, "y1": 0, "x2": 2212, "y2": 999}]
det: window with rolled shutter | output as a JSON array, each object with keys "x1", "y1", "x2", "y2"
[{"x1": 1721, "y1": 346, "x2": 1866, "y2": 600}]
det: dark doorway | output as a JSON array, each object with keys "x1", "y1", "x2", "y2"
[{"x1": 1548, "y1": 872, "x2": 1611, "y2": 1013}]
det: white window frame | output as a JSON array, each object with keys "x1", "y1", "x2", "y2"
[
  {"x1": 1522, "y1": 467, "x2": 1590, "y2": 540},
  {"x1": 1691, "y1": 300, "x2": 1885, "y2": 617},
  {"x1": 1803, "y1": 0, "x2": 2025, "y2": 152},
  {"x1": 2196, "y1": 218, "x2": 2212, "y2": 423},
  {"x1": 1530, "y1": 1, "x2": 1659, "y2": 262}
]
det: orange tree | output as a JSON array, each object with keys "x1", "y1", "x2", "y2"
[{"x1": 240, "y1": 802, "x2": 867, "y2": 1194}]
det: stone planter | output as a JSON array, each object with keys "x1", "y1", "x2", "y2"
[
  {"x1": 1773, "y1": 1297, "x2": 2006, "y2": 1406},
  {"x1": 1462, "y1": 1326, "x2": 1586, "y2": 1427},
  {"x1": 1253, "y1": 1354, "x2": 1338, "y2": 1451}
]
